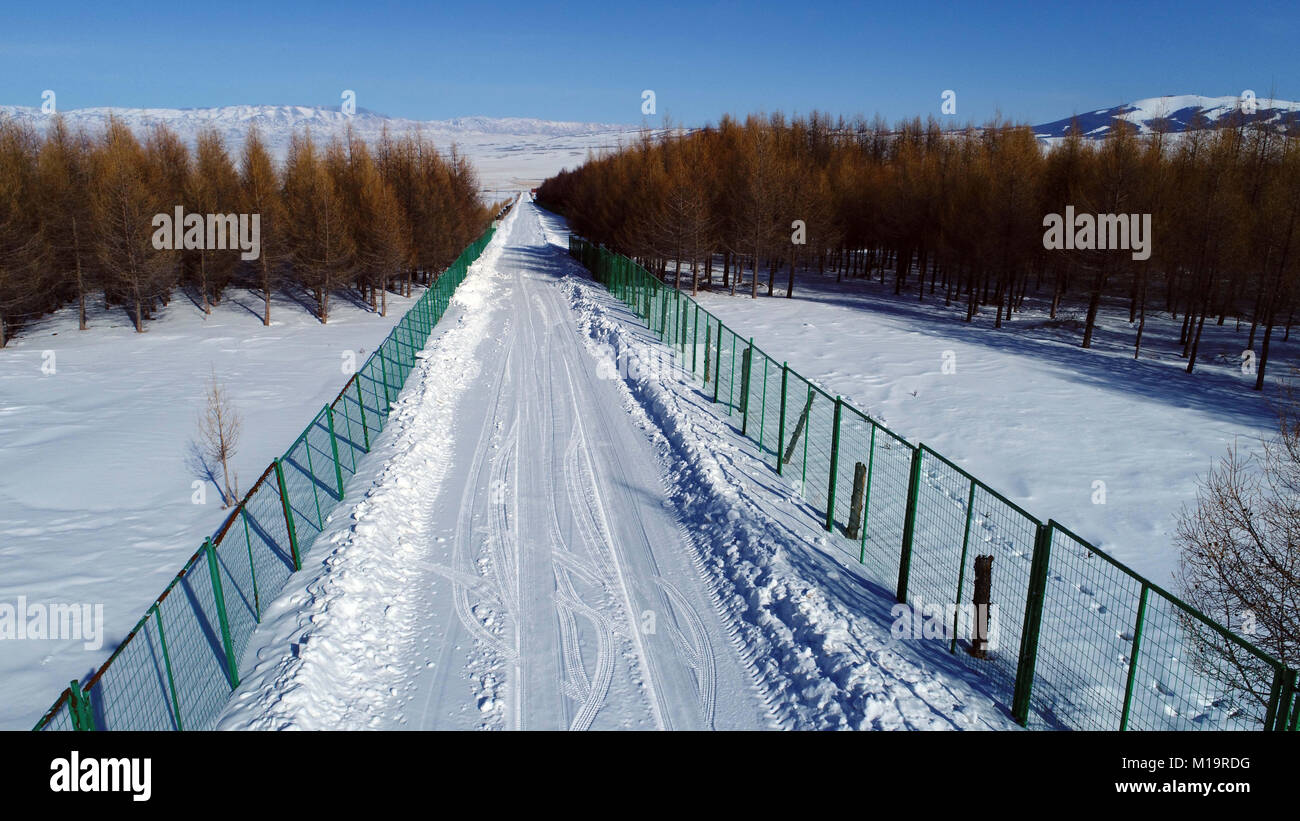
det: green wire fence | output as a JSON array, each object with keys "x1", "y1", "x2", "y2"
[
  {"x1": 569, "y1": 235, "x2": 1299, "y2": 732},
  {"x1": 32, "y1": 226, "x2": 495, "y2": 732}
]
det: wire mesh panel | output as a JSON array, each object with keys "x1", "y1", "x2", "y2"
[
  {"x1": 242, "y1": 477, "x2": 295, "y2": 605},
  {"x1": 715, "y1": 326, "x2": 740, "y2": 415},
  {"x1": 906, "y1": 449, "x2": 973, "y2": 619},
  {"x1": 798, "y1": 386, "x2": 837, "y2": 522},
  {"x1": 84, "y1": 615, "x2": 177, "y2": 730},
  {"x1": 824, "y1": 409, "x2": 898, "y2": 588},
  {"x1": 963, "y1": 487, "x2": 1038, "y2": 704},
  {"x1": 212, "y1": 530, "x2": 258, "y2": 672},
  {"x1": 383, "y1": 334, "x2": 410, "y2": 386},
  {"x1": 1126, "y1": 589, "x2": 1276, "y2": 730},
  {"x1": 754, "y1": 350, "x2": 782, "y2": 456},
  {"x1": 1030, "y1": 526, "x2": 1143, "y2": 730},
  {"x1": 154, "y1": 558, "x2": 232, "y2": 731},
  {"x1": 738, "y1": 342, "x2": 764, "y2": 446},
  {"x1": 776, "y1": 372, "x2": 811, "y2": 483},
  {"x1": 699, "y1": 312, "x2": 721, "y2": 391},
  {"x1": 35, "y1": 694, "x2": 75, "y2": 731},
  {"x1": 331, "y1": 391, "x2": 367, "y2": 475},
  {"x1": 664, "y1": 289, "x2": 679, "y2": 351},
  {"x1": 354, "y1": 355, "x2": 388, "y2": 433},
  {"x1": 280, "y1": 410, "x2": 334, "y2": 546},
  {"x1": 686, "y1": 305, "x2": 703, "y2": 383}
]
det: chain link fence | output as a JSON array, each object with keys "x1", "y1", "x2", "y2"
[
  {"x1": 32, "y1": 227, "x2": 495, "y2": 732},
  {"x1": 570, "y1": 235, "x2": 1299, "y2": 732}
]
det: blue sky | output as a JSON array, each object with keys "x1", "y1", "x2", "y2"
[{"x1": 1, "y1": 0, "x2": 1293, "y2": 126}]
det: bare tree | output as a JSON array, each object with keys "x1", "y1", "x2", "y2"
[
  {"x1": 200, "y1": 368, "x2": 242, "y2": 507},
  {"x1": 1175, "y1": 383, "x2": 1300, "y2": 718}
]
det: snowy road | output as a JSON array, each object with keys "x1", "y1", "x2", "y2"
[
  {"x1": 406, "y1": 201, "x2": 771, "y2": 730},
  {"x1": 220, "y1": 200, "x2": 773, "y2": 730}
]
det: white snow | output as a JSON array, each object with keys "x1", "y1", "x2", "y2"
[
  {"x1": 0, "y1": 287, "x2": 428, "y2": 729},
  {"x1": 687, "y1": 273, "x2": 1293, "y2": 588}
]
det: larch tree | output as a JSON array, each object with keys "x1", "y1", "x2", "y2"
[
  {"x1": 37, "y1": 116, "x2": 95, "y2": 331},
  {"x1": 283, "y1": 132, "x2": 354, "y2": 323},
  {"x1": 89, "y1": 117, "x2": 167, "y2": 333},
  {"x1": 238, "y1": 125, "x2": 284, "y2": 326}
]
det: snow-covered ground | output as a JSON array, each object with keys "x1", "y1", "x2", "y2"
[
  {"x1": 0, "y1": 287, "x2": 425, "y2": 729},
  {"x1": 688, "y1": 271, "x2": 1294, "y2": 588},
  {"x1": 217, "y1": 201, "x2": 1019, "y2": 730}
]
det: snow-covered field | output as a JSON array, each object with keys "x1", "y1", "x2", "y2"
[
  {"x1": 689, "y1": 271, "x2": 1294, "y2": 587},
  {"x1": 0, "y1": 288, "x2": 425, "y2": 729}
]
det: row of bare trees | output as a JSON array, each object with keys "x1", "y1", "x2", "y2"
[
  {"x1": 0, "y1": 114, "x2": 494, "y2": 345},
  {"x1": 538, "y1": 112, "x2": 1300, "y2": 388}
]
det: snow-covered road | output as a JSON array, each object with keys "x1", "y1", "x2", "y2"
[
  {"x1": 220, "y1": 200, "x2": 773, "y2": 730},
  {"x1": 220, "y1": 199, "x2": 1018, "y2": 731},
  {"x1": 403, "y1": 200, "x2": 773, "y2": 730}
]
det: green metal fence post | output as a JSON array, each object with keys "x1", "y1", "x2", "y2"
[
  {"x1": 1119, "y1": 584, "x2": 1149, "y2": 730},
  {"x1": 153, "y1": 604, "x2": 184, "y2": 731},
  {"x1": 800, "y1": 385, "x2": 811, "y2": 490},
  {"x1": 680, "y1": 299, "x2": 689, "y2": 356},
  {"x1": 1012, "y1": 521, "x2": 1054, "y2": 726},
  {"x1": 949, "y1": 479, "x2": 977, "y2": 652},
  {"x1": 355, "y1": 377, "x2": 371, "y2": 451},
  {"x1": 326, "y1": 404, "x2": 345, "y2": 500},
  {"x1": 896, "y1": 445, "x2": 923, "y2": 602},
  {"x1": 300, "y1": 427, "x2": 324, "y2": 528},
  {"x1": 825, "y1": 397, "x2": 843, "y2": 532},
  {"x1": 274, "y1": 458, "x2": 302, "y2": 571},
  {"x1": 692, "y1": 303, "x2": 700, "y2": 375},
  {"x1": 68, "y1": 680, "x2": 95, "y2": 731},
  {"x1": 728, "y1": 334, "x2": 738, "y2": 413},
  {"x1": 858, "y1": 424, "x2": 877, "y2": 564},
  {"x1": 712, "y1": 325, "x2": 723, "y2": 403},
  {"x1": 740, "y1": 339, "x2": 753, "y2": 435},
  {"x1": 659, "y1": 285, "x2": 668, "y2": 336},
  {"x1": 379, "y1": 349, "x2": 393, "y2": 413},
  {"x1": 204, "y1": 538, "x2": 240, "y2": 689},
  {"x1": 1267, "y1": 666, "x2": 1296, "y2": 731},
  {"x1": 776, "y1": 363, "x2": 789, "y2": 475},
  {"x1": 241, "y1": 507, "x2": 261, "y2": 619}
]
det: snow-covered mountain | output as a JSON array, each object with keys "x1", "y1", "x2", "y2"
[
  {"x1": 1033, "y1": 94, "x2": 1300, "y2": 140},
  {"x1": 0, "y1": 104, "x2": 647, "y2": 195},
  {"x1": 0, "y1": 103, "x2": 635, "y2": 146}
]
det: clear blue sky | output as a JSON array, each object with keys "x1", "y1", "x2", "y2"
[{"x1": 1, "y1": 0, "x2": 1293, "y2": 126}]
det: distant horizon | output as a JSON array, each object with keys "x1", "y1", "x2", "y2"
[{"x1": 4, "y1": 92, "x2": 1297, "y2": 132}]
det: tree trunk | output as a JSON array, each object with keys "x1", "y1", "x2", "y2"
[{"x1": 262, "y1": 257, "x2": 272, "y2": 326}]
